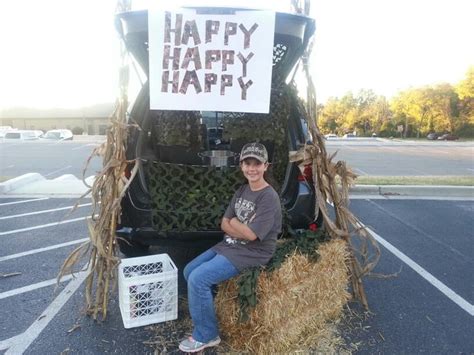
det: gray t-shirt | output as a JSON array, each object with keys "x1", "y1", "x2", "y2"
[{"x1": 212, "y1": 184, "x2": 282, "y2": 271}]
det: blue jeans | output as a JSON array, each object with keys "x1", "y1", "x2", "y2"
[{"x1": 183, "y1": 249, "x2": 239, "y2": 343}]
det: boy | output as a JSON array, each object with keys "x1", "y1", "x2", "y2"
[{"x1": 179, "y1": 142, "x2": 282, "y2": 352}]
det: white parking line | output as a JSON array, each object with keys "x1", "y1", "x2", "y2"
[
  {"x1": 0, "y1": 238, "x2": 88, "y2": 262},
  {"x1": 71, "y1": 143, "x2": 99, "y2": 151},
  {"x1": 0, "y1": 270, "x2": 88, "y2": 354},
  {"x1": 350, "y1": 195, "x2": 474, "y2": 201},
  {"x1": 0, "y1": 197, "x2": 49, "y2": 206},
  {"x1": 354, "y1": 167, "x2": 369, "y2": 175},
  {"x1": 0, "y1": 274, "x2": 75, "y2": 300},
  {"x1": 0, "y1": 203, "x2": 92, "y2": 220},
  {"x1": 44, "y1": 165, "x2": 72, "y2": 177},
  {"x1": 0, "y1": 216, "x2": 91, "y2": 236},
  {"x1": 366, "y1": 226, "x2": 474, "y2": 316}
]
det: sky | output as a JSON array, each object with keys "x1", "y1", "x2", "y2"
[{"x1": 0, "y1": 0, "x2": 473, "y2": 109}]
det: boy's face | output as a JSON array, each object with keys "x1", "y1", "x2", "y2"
[{"x1": 240, "y1": 158, "x2": 268, "y2": 183}]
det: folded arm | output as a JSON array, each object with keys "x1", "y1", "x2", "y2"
[{"x1": 221, "y1": 217, "x2": 258, "y2": 241}]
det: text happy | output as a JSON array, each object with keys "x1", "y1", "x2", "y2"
[{"x1": 160, "y1": 12, "x2": 258, "y2": 100}]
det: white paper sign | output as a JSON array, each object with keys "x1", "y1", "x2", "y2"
[{"x1": 148, "y1": 9, "x2": 275, "y2": 113}]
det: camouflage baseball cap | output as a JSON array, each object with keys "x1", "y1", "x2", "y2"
[{"x1": 239, "y1": 142, "x2": 268, "y2": 163}]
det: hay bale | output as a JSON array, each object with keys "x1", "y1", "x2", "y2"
[{"x1": 215, "y1": 239, "x2": 350, "y2": 353}]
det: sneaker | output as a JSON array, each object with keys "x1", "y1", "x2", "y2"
[{"x1": 178, "y1": 336, "x2": 221, "y2": 353}]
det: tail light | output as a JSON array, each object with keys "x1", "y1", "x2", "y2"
[
  {"x1": 297, "y1": 163, "x2": 313, "y2": 184},
  {"x1": 124, "y1": 162, "x2": 134, "y2": 179}
]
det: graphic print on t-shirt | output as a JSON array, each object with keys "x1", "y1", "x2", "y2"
[
  {"x1": 225, "y1": 197, "x2": 256, "y2": 245},
  {"x1": 235, "y1": 197, "x2": 256, "y2": 224}
]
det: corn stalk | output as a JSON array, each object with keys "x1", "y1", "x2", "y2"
[
  {"x1": 289, "y1": 0, "x2": 380, "y2": 309},
  {"x1": 58, "y1": 0, "x2": 135, "y2": 320}
]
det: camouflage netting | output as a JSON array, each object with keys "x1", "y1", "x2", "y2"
[
  {"x1": 145, "y1": 84, "x2": 293, "y2": 232},
  {"x1": 221, "y1": 86, "x2": 291, "y2": 186},
  {"x1": 151, "y1": 110, "x2": 202, "y2": 149},
  {"x1": 147, "y1": 162, "x2": 243, "y2": 232}
]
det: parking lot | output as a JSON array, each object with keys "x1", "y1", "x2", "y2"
[
  {"x1": 1, "y1": 139, "x2": 472, "y2": 183},
  {"x1": 0, "y1": 138, "x2": 104, "y2": 180},
  {"x1": 0, "y1": 194, "x2": 472, "y2": 353},
  {"x1": 0, "y1": 197, "x2": 157, "y2": 354},
  {"x1": 325, "y1": 139, "x2": 474, "y2": 176}
]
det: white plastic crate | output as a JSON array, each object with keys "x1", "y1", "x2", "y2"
[{"x1": 118, "y1": 253, "x2": 178, "y2": 329}]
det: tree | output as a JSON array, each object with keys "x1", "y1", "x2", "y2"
[
  {"x1": 318, "y1": 94, "x2": 356, "y2": 135},
  {"x1": 352, "y1": 89, "x2": 377, "y2": 135},
  {"x1": 456, "y1": 66, "x2": 474, "y2": 99},
  {"x1": 390, "y1": 85, "x2": 459, "y2": 137},
  {"x1": 455, "y1": 67, "x2": 474, "y2": 136},
  {"x1": 369, "y1": 96, "x2": 392, "y2": 136},
  {"x1": 320, "y1": 90, "x2": 391, "y2": 136},
  {"x1": 390, "y1": 90, "x2": 418, "y2": 137}
]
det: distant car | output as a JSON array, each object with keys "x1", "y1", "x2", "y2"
[
  {"x1": 42, "y1": 129, "x2": 73, "y2": 141},
  {"x1": 426, "y1": 132, "x2": 440, "y2": 140},
  {"x1": 324, "y1": 133, "x2": 337, "y2": 139},
  {"x1": 343, "y1": 133, "x2": 356, "y2": 138},
  {"x1": 32, "y1": 130, "x2": 44, "y2": 138},
  {"x1": 0, "y1": 126, "x2": 15, "y2": 138},
  {"x1": 437, "y1": 133, "x2": 459, "y2": 141},
  {"x1": 4, "y1": 130, "x2": 39, "y2": 140}
]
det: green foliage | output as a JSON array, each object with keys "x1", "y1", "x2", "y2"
[
  {"x1": 319, "y1": 90, "x2": 390, "y2": 136},
  {"x1": 456, "y1": 66, "x2": 474, "y2": 99},
  {"x1": 318, "y1": 67, "x2": 474, "y2": 137},
  {"x1": 237, "y1": 268, "x2": 261, "y2": 322},
  {"x1": 455, "y1": 67, "x2": 474, "y2": 135}
]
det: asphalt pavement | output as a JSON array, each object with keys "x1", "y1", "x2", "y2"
[
  {"x1": 1, "y1": 196, "x2": 473, "y2": 353},
  {"x1": 1, "y1": 137, "x2": 473, "y2": 353},
  {"x1": 325, "y1": 138, "x2": 474, "y2": 176},
  {"x1": 1, "y1": 138, "x2": 473, "y2": 181},
  {"x1": 346, "y1": 198, "x2": 474, "y2": 353},
  {"x1": 0, "y1": 197, "x2": 154, "y2": 354},
  {"x1": 0, "y1": 136, "x2": 104, "y2": 180}
]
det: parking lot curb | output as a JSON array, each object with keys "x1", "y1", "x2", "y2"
[
  {"x1": 0, "y1": 173, "x2": 94, "y2": 196},
  {"x1": 0, "y1": 173, "x2": 45, "y2": 193},
  {"x1": 1, "y1": 174, "x2": 472, "y2": 199},
  {"x1": 350, "y1": 184, "x2": 474, "y2": 198}
]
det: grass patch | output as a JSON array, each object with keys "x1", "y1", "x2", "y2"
[
  {"x1": 384, "y1": 137, "x2": 474, "y2": 142},
  {"x1": 355, "y1": 175, "x2": 474, "y2": 186}
]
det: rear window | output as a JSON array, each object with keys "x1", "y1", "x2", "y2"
[
  {"x1": 5, "y1": 132, "x2": 21, "y2": 139},
  {"x1": 45, "y1": 131, "x2": 61, "y2": 139}
]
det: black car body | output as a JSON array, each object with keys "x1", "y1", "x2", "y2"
[
  {"x1": 427, "y1": 132, "x2": 440, "y2": 140},
  {"x1": 437, "y1": 133, "x2": 459, "y2": 141},
  {"x1": 115, "y1": 8, "x2": 318, "y2": 256}
]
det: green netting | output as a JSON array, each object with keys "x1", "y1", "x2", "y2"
[
  {"x1": 147, "y1": 161, "x2": 244, "y2": 232},
  {"x1": 146, "y1": 85, "x2": 301, "y2": 233},
  {"x1": 152, "y1": 110, "x2": 203, "y2": 149},
  {"x1": 221, "y1": 87, "x2": 292, "y2": 185}
]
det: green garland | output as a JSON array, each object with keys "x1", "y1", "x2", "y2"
[{"x1": 237, "y1": 228, "x2": 330, "y2": 322}]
